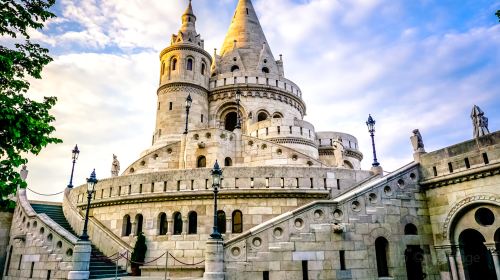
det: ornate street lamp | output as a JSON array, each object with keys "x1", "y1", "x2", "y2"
[
  {"x1": 366, "y1": 114, "x2": 380, "y2": 167},
  {"x1": 210, "y1": 161, "x2": 223, "y2": 240},
  {"x1": 67, "y1": 145, "x2": 80, "y2": 188},
  {"x1": 235, "y1": 89, "x2": 242, "y2": 129},
  {"x1": 80, "y1": 169, "x2": 98, "y2": 241},
  {"x1": 184, "y1": 94, "x2": 193, "y2": 134}
]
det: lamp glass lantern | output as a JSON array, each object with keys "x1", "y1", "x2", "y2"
[
  {"x1": 86, "y1": 169, "x2": 98, "y2": 193},
  {"x1": 72, "y1": 145, "x2": 80, "y2": 161},
  {"x1": 235, "y1": 89, "x2": 241, "y2": 102},
  {"x1": 185, "y1": 94, "x2": 193, "y2": 109},
  {"x1": 366, "y1": 114, "x2": 376, "y2": 133},
  {"x1": 211, "y1": 161, "x2": 222, "y2": 189}
]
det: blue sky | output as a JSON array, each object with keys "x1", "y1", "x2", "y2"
[{"x1": 14, "y1": 0, "x2": 500, "y2": 201}]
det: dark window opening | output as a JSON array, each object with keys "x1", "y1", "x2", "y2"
[
  {"x1": 340, "y1": 250, "x2": 346, "y2": 270},
  {"x1": 201, "y1": 63, "x2": 206, "y2": 75},
  {"x1": 262, "y1": 67, "x2": 269, "y2": 73},
  {"x1": 173, "y1": 212, "x2": 183, "y2": 235},
  {"x1": 404, "y1": 223, "x2": 418, "y2": 235},
  {"x1": 246, "y1": 8, "x2": 249, "y2": 15},
  {"x1": 201, "y1": 114, "x2": 204, "y2": 123},
  {"x1": 231, "y1": 65, "x2": 240, "y2": 72},
  {"x1": 197, "y1": 156, "x2": 206, "y2": 168},
  {"x1": 302, "y1": 260, "x2": 309, "y2": 280},
  {"x1": 232, "y1": 210, "x2": 243, "y2": 233},
  {"x1": 432, "y1": 166, "x2": 437, "y2": 176},
  {"x1": 375, "y1": 237, "x2": 389, "y2": 277},
  {"x1": 169, "y1": 102, "x2": 173, "y2": 110},
  {"x1": 158, "y1": 213, "x2": 167, "y2": 235},
  {"x1": 30, "y1": 262, "x2": 34, "y2": 278},
  {"x1": 263, "y1": 271, "x2": 269, "y2": 280},
  {"x1": 171, "y1": 58, "x2": 177, "y2": 71},
  {"x1": 224, "y1": 157, "x2": 232, "y2": 167},
  {"x1": 483, "y1": 153, "x2": 489, "y2": 164},
  {"x1": 135, "y1": 214, "x2": 143, "y2": 235},
  {"x1": 18, "y1": 254, "x2": 22, "y2": 270},
  {"x1": 217, "y1": 210, "x2": 226, "y2": 233},
  {"x1": 224, "y1": 112, "x2": 238, "y2": 132},
  {"x1": 188, "y1": 211, "x2": 197, "y2": 234},
  {"x1": 448, "y1": 162, "x2": 453, "y2": 173},
  {"x1": 46, "y1": 270, "x2": 51, "y2": 280},
  {"x1": 277, "y1": 126, "x2": 281, "y2": 134},
  {"x1": 257, "y1": 112, "x2": 268, "y2": 122},
  {"x1": 465, "y1": 158, "x2": 470, "y2": 169},
  {"x1": 123, "y1": 215, "x2": 132, "y2": 236},
  {"x1": 187, "y1": 58, "x2": 193, "y2": 71}
]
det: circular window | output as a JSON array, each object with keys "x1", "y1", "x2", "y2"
[
  {"x1": 264, "y1": 59, "x2": 268, "y2": 63},
  {"x1": 193, "y1": 134, "x2": 199, "y2": 140},
  {"x1": 410, "y1": 173, "x2": 417, "y2": 180},
  {"x1": 33, "y1": 221, "x2": 37, "y2": 228},
  {"x1": 351, "y1": 201, "x2": 361, "y2": 212},
  {"x1": 313, "y1": 209, "x2": 324, "y2": 220},
  {"x1": 27, "y1": 222, "x2": 30, "y2": 228},
  {"x1": 140, "y1": 161, "x2": 146, "y2": 166},
  {"x1": 276, "y1": 149, "x2": 282, "y2": 155},
  {"x1": 231, "y1": 247, "x2": 241, "y2": 257},
  {"x1": 167, "y1": 148, "x2": 173, "y2": 154},
  {"x1": 307, "y1": 161, "x2": 313, "y2": 166},
  {"x1": 368, "y1": 193, "x2": 378, "y2": 203},
  {"x1": 39, "y1": 227, "x2": 45, "y2": 235},
  {"x1": 273, "y1": 227, "x2": 283, "y2": 239},
  {"x1": 47, "y1": 233, "x2": 53, "y2": 242},
  {"x1": 205, "y1": 133, "x2": 212, "y2": 139},
  {"x1": 252, "y1": 237, "x2": 262, "y2": 247},
  {"x1": 292, "y1": 155, "x2": 298, "y2": 161},
  {"x1": 384, "y1": 186, "x2": 393, "y2": 196},
  {"x1": 397, "y1": 179, "x2": 405, "y2": 188},
  {"x1": 153, "y1": 154, "x2": 159, "y2": 160},
  {"x1": 129, "y1": 168, "x2": 135, "y2": 173},
  {"x1": 248, "y1": 140, "x2": 254, "y2": 146},
  {"x1": 294, "y1": 218, "x2": 304, "y2": 229},
  {"x1": 233, "y1": 57, "x2": 237, "y2": 61},
  {"x1": 333, "y1": 209, "x2": 343, "y2": 220},
  {"x1": 475, "y1": 208, "x2": 495, "y2": 226},
  {"x1": 56, "y1": 241, "x2": 63, "y2": 248},
  {"x1": 66, "y1": 249, "x2": 73, "y2": 257},
  {"x1": 220, "y1": 133, "x2": 226, "y2": 139},
  {"x1": 261, "y1": 144, "x2": 267, "y2": 150}
]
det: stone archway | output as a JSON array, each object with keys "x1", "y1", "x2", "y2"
[
  {"x1": 459, "y1": 229, "x2": 496, "y2": 280},
  {"x1": 225, "y1": 112, "x2": 238, "y2": 132}
]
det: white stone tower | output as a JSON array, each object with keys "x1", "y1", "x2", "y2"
[{"x1": 153, "y1": 0, "x2": 212, "y2": 147}]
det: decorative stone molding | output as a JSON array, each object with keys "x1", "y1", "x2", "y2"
[
  {"x1": 160, "y1": 45, "x2": 213, "y2": 63},
  {"x1": 157, "y1": 83, "x2": 209, "y2": 97},
  {"x1": 268, "y1": 137, "x2": 317, "y2": 148},
  {"x1": 441, "y1": 193, "x2": 500, "y2": 241}
]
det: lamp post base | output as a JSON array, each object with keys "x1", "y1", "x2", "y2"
[{"x1": 203, "y1": 238, "x2": 225, "y2": 280}]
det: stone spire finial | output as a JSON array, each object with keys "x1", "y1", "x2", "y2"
[
  {"x1": 183, "y1": 0, "x2": 195, "y2": 17},
  {"x1": 471, "y1": 105, "x2": 490, "y2": 138}
]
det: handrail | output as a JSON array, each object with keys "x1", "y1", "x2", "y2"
[{"x1": 63, "y1": 188, "x2": 132, "y2": 253}]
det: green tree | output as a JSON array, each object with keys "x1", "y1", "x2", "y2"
[
  {"x1": 0, "y1": 0, "x2": 60, "y2": 211},
  {"x1": 496, "y1": 10, "x2": 500, "y2": 21}
]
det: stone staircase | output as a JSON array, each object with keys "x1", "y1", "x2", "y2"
[{"x1": 31, "y1": 204, "x2": 129, "y2": 279}]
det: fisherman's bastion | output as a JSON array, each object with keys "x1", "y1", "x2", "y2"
[{"x1": 1, "y1": 0, "x2": 499, "y2": 279}]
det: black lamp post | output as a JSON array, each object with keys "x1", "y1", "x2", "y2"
[
  {"x1": 80, "y1": 169, "x2": 98, "y2": 241},
  {"x1": 210, "y1": 161, "x2": 223, "y2": 240},
  {"x1": 366, "y1": 114, "x2": 380, "y2": 167},
  {"x1": 184, "y1": 94, "x2": 193, "y2": 134},
  {"x1": 235, "y1": 89, "x2": 242, "y2": 129},
  {"x1": 67, "y1": 145, "x2": 80, "y2": 188}
]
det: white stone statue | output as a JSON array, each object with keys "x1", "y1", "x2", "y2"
[
  {"x1": 332, "y1": 137, "x2": 345, "y2": 168},
  {"x1": 471, "y1": 105, "x2": 490, "y2": 138},
  {"x1": 111, "y1": 154, "x2": 120, "y2": 177},
  {"x1": 20, "y1": 165, "x2": 28, "y2": 181},
  {"x1": 411, "y1": 129, "x2": 425, "y2": 153}
]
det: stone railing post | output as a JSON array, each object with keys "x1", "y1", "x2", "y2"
[
  {"x1": 67, "y1": 240, "x2": 91, "y2": 279},
  {"x1": 485, "y1": 243, "x2": 500, "y2": 280},
  {"x1": 203, "y1": 238, "x2": 224, "y2": 280},
  {"x1": 444, "y1": 245, "x2": 459, "y2": 280}
]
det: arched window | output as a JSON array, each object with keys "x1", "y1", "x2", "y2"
[
  {"x1": 224, "y1": 157, "x2": 232, "y2": 167},
  {"x1": 201, "y1": 63, "x2": 206, "y2": 75},
  {"x1": 171, "y1": 58, "x2": 177, "y2": 71},
  {"x1": 404, "y1": 223, "x2": 418, "y2": 235},
  {"x1": 188, "y1": 211, "x2": 197, "y2": 234},
  {"x1": 232, "y1": 210, "x2": 243, "y2": 233},
  {"x1": 257, "y1": 112, "x2": 268, "y2": 122},
  {"x1": 197, "y1": 156, "x2": 206, "y2": 168},
  {"x1": 224, "y1": 112, "x2": 238, "y2": 132},
  {"x1": 135, "y1": 214, "x2": 143, "y2": 235},
  {"x1": 158, "y1": 213, "x2": 167, "y2": 235},
  {"x1": 187, "y1": 58, "x2": 193, "y2": 71},
  {"x1": 217, "y1": 210, "x2": 226, "y2": 234},
  {"x1": 344, "y1": 161, "x2": 354, "y2": 169},
  {"x1": 231, "y1": 65, "x2": 240, "y2": 72},
  {"x1": 122, "y1": 215, "x2": 132, "y2": 236},
  {"x1": 375, "y1": 237, "x2": 389, "y2": 277},
  {"x1": 262, "y1": 67, "x2": 269, "y2": 73},
  {"x1": 173, "y1": 212, "x2": 183, "y2": 235},
  {"x1": 273, "y1": 113, "x2": 282, "y2": 118}
]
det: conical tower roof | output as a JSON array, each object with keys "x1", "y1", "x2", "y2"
[{"x1": 218, "y1": 0, "x2": 278, "y2": 75}]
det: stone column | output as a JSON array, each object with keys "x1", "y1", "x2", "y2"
[
  {"x1": 445, "y1": 246, "x2": 459, "y2": 280},
  {"x1": 233, "y1": 129, "x2": 243, "y2": 165},
  {"x1": 131, "y1": 222, "x2": 137, "y2": 237},
  {"x1": 203, "y1": 238, "x2": 224, "y2": 280},
  {"x1": 67, "y1": 240, "x2": 91, "y2": 280},
  {"x1": 167, "y1": 219, "x2": 173, "y2": 235},
  {"x1": 226, "y1": 218, "x2": 232, "y2": 235},
  {"x1": 179, "y1": 134, "x2": 187, "y2": 169},
  {"x1": 486, "y1": 244, "x2": 500, "y2": 280},
  {"x1": 183, "y1": 218, "x2": 188, "y2": 234}
]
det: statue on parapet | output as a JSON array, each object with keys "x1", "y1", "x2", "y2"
[
  {"x1": 471, "y1": 105, "x2": 490, "y2": 138},
  {"x1": 332, "y1": 137, "x2": 345, "y2": 168},
  {"x1": 111, "y1": 154, "x2": 120, "y2": 177},
  {"x1": 411, "y1": 129, "x2": 425, "y2": 153}
]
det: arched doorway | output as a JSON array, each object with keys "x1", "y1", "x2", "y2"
[
  {"x1": 405, "y1": 245, "x2": 425, "y2": 280},
  {"x1": 459, "y1": 229, "x2": 495, "y2": 279},
  {"x1": 225, "y1": 112, "x2": 238, "y2": 131}
]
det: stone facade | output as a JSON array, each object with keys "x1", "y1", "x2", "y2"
[{"x1": 0, "y1": 211, "x2": 13, "y2": 276}]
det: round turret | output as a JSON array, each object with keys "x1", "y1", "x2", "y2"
[{"x1": 153, "y1": 1, "x2": 212, "y2": 146}]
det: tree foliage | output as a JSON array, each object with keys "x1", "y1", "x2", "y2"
[
  {"x1": 0, "y1": 0, "x2": 60, "y2": 211},
  {"x1": 131, "y1": 232, "x2": 147, "y2": 275},
  {"x1": 496, "y1": 10, "x2": 500, "y2": 22}
]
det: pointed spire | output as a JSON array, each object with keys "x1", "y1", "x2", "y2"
[
  {"x1": 218, "y1": 0, "x2": 279, "y2": 75},
  {"x1": 180, "y1": 0, "x2": 197, "y2": 33},
  {"x1": 183, "y1": 0, "x2": 195, "y2": 18}
]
